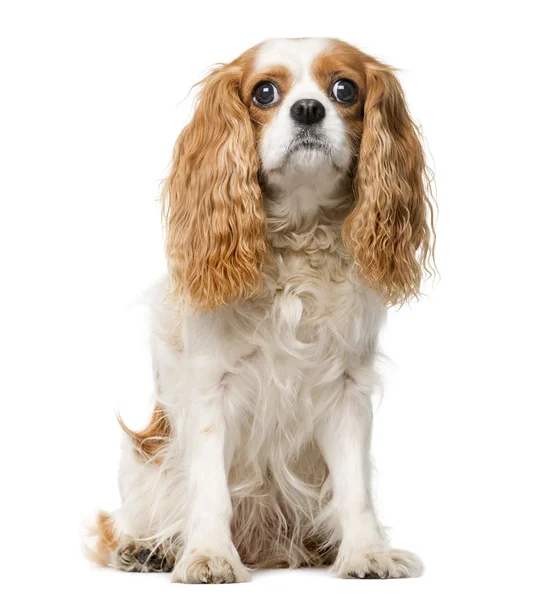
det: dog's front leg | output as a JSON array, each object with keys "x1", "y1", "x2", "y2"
[
  {"x1": 171, "y1": 367, "x2": 250, "y2": 584},
  {"x1": 316, "y1": 372, "x2": 423, "y2": 579}
]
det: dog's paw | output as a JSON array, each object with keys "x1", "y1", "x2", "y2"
[
  {"x1": 171, "y1": 549, "x2": 250, "y2": 584},
  {"x1": 336, "y1": 546, "x2": 423, "y2": 579},
  {"x1": 116, "y1": 538, "x2": 177, "y2": 573}
]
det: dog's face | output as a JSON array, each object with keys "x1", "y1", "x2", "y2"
[
  {"x1": 163, "y1": 38, "x2": 433, "y2": 310},
  {"x1": 244, "y1": 38, "x2": 363, "y2": 174}
]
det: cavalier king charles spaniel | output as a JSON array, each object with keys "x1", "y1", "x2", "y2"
[{"x1": 87, "y1": 37, "x2": 434, "y2": 584}]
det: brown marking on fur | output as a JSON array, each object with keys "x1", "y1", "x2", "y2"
[
  {"x1": 242, "y1": 65, "x2": 293, "y2": 134},
  {"x1": 200, "y1": 424, "x2": 212, "y2": 434},
  {"x1": 117, "y1": 403, "x2": 171, "y2": 463},
  {"x1": 311, "y1": 41, "x2": 368, "y2": 151},
  {"x1": 86, "y1": 511, "x2": 120, "y2": 566}
]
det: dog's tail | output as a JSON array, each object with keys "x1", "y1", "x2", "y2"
[
  {"x1": 116, "y1": 403, "x2": 171, "y2": 463},
  {"x1": 84, "y1": 511, "x2": 120, "y2": 567}
]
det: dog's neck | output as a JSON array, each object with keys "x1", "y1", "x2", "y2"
[{"x1": 263, "y1": 164, "x2": 352, "y2": 235}]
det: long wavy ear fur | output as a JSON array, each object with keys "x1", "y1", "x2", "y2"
[
  {"x1": 343, "y1": 62, "x2": 434, "y2": 305},
  {"x1": 163, "y1": 60, "x2": 267, "y2": 310}
]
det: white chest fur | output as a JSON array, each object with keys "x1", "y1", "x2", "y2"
[{"x1": 267, "y1": 224, "x2": 385, "y2": 361}]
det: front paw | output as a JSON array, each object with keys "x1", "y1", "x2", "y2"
[
  {"x1": 172, "y1": 548, "x2": 250, "y2": 584},
  {"x1": 335, "y1": 546, "x2": 423, "y2": 579}
]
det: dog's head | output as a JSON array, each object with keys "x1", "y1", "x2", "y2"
[{"x1": 164, "y1": 38, "x2": 434, "y2": 309}]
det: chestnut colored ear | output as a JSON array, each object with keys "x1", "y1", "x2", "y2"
[
  {"x1": 343, "y1": 63, "x2": 434, "y2": 305},
  {"x1": 163, "y1": 62, "x2": 266, "y2": 310}
]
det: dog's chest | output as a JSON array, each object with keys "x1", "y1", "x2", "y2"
[
  {"x1": 266, "y1": 245, "x2": 383, "y2": 359},
  {"x1": 233, "y1": 246, "x2": 384, "y2": 455}
]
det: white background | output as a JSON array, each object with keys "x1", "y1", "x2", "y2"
[{"x1": 1, "y1": 1, "x2": 553, "y2": 598}]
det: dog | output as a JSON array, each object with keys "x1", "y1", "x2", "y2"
[{"x1": 87, "y1": 37, "x2": 434, "y2": 584}]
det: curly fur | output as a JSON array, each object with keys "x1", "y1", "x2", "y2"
[
  {"x1": 344, "y1": 61, "x2": 435, "y2": 305},
  {"x1": 163, "y1": 49, "x2": 267, "y2": 310}
]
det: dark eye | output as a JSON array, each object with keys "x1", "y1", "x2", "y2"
[
  {"x1": 331, "y1": 79, "x2": 358, "y2": 104},
  {"x1": 253, "y1": 81, "x2": 280, "y2": 107}
]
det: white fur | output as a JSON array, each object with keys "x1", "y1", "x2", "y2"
[{"x1": 107, "y1": 38, "x2": 423, "y2": 583}]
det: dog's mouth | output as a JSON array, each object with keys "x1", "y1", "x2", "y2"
[{"x1": 285, "y1": 135, "x2": 332, "y2": 158}]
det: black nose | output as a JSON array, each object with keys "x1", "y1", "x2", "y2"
[{"x1": 290, "y1": 99, "x2": 326, "y2": 125}]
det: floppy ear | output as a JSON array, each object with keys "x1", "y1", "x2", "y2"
[
  {"x1": 163, "y1": 62, "x2": 267, "y2": 310},
  {"x1": 343, "y1": 64, "x2": 434, "y2": 305}
]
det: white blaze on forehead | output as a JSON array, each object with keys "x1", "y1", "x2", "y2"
[{"x1": 255, "y1": 38, "x2": 331, "y2": 79}]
